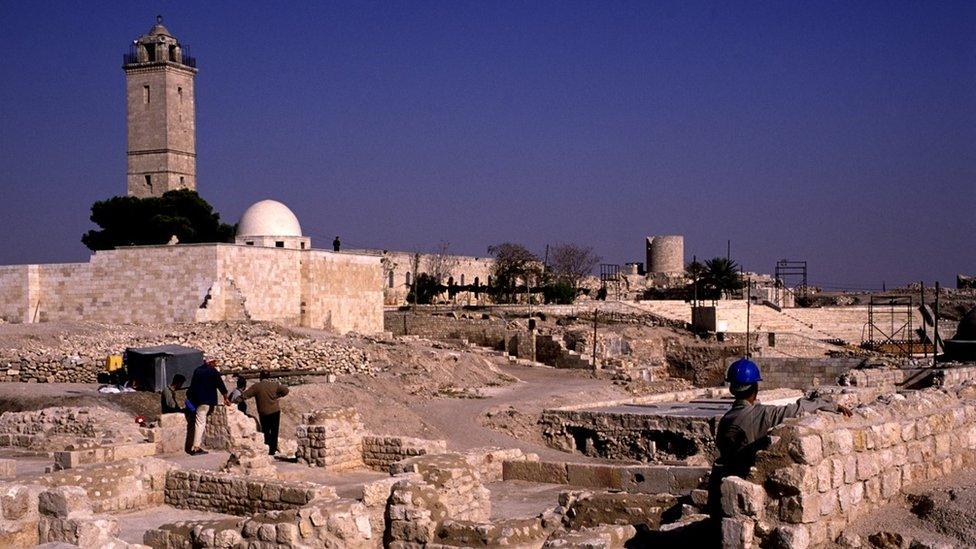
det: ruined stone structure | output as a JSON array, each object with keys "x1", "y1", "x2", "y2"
[
  {"x1": 645, "y1": 235, "x2": 685, "y2": 275},
  {"x1": 124, "y1": 17, "x2": 197, "y2": 198},
  {"x1": 719, "y1": 388, "x2": 976, "y2": 548}
]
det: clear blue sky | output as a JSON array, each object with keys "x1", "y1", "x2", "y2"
[{"x1": 1, "y1": 1, "x2": 973, "y2": 289}]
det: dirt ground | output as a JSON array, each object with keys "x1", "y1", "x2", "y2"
[
  {"x1": 0, "y1": 322, "x2": 646, "y2": 461},
  {"x1": 835, "y1": 468, "x2": 976, "y2": 548}
]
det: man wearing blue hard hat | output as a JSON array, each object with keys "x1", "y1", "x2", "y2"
[{"x1": 709, "y1": 357, "x2": 851, "y2": 513}]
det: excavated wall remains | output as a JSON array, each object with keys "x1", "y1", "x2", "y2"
[{"x1": 719, "y1": 387, "x2": 976, "y2": 548}]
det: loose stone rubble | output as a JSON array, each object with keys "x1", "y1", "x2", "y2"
[{"x1": 0, "y1": 322, "x2": 371, "y2": 383}]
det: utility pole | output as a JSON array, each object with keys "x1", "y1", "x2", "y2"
[
  {"x1": 934, "y1": 281, "x2": 940, "y2": 367},
  {"x1": 592, "y1": 309, "x2": 599, "y2": 368},
  {"x1": 727, "y1": 240, "x2": 731, "y2": 261},
  {"x1": 746, "y1": 276, "x2": 752, "y2": 357},
  {"x1": 920, "y1": 281, "x2": 927, "y2": 360}
]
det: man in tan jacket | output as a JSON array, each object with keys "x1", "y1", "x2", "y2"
[{"x1": 239, "y1": 370, "x2": 290, "y2": 455}]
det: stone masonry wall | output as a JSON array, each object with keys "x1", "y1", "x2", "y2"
[
  {"x1": 296, "y1": 407, "x2": 366, "y2": 471},
  {"x1": 165, "y1": 469, "x2": 336, "y2": 516},
  {"x1": 362, "y1": 435, "x2": 447, "y2": 472},
  {"x1": 384, "y1": 311, "x2": 515, "y2": 348},
  {"x1": 301, "y1": 251, "x2": 384, "y2": 334},
  {"x1": 540, "y1": 407, "x2": 717, "y2": 463},
  {"x1": 0, "y1": 407, "x2": 147, "y2": 451},
  {"x1": 720, "y1": 388, "x2": 976, "y2": 548},
  {"x1": 752, "y1": 358, "x2": 864, "y2": 390},
  {"x1": 0, "y1": 265, "x2": 31, "y2": 323},
  {"x1": 0, "y1": 243, "x2": 384, "y2": 334}
]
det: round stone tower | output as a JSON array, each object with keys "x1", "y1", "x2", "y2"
[{"x1": 645, "y1": 235, "x2": 685, "y2": 274}]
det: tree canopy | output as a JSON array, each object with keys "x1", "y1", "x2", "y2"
[
  {"x1": 81, "y1": 190, "x2": 236, "y2": 251},
  {"x1": 549, "y1": 243, "x2": 601, "y2": 292},
  {"x1": 487, "y1": 242, "x2": 541, "y2": 303}
]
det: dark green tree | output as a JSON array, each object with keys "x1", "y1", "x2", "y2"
[
  {"x1": 487, "y1": 242, "x2": 541, "y2": 303},
  {"x1": 702, "y1": 257, "x2": 744, "y2": 299},
  {"x1": 82, "y1": 190, "x2": 236, "y2": 251},
  {"x1": 406, "y1": 273, "x2": 443, "y2": 305}
]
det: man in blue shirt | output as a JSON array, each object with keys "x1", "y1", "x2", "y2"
[{"x1": 186, "y1": 359, "x2": 230, "y2": 455}]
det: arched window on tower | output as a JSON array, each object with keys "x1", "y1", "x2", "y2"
[{"x1": 460, "y1": 274, "x2": 465, "y2": 286}]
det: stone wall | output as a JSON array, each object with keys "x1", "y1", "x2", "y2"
[
  {"x1": 375, "y1": 251, "x2": 495, "y2": 306},
  {"x1": 362, "y1": 435, "x2": 447, "y2": 472},
  {"x1": 52, "y1": 442, "x2": 157, "y2": 471},
  {"x1": 296, "y1": 407, "x2": 366, "y2": 471},
  {"x1": 540, "y1": 406, "x2": 717, "y2": 463},
  {"x1": 0, "y1": 265, "x2": 31, "y2": 323},
  {"x1": 385, "y1": 453, "x2": 492, "y2": 547},
  {"x1": 40, "y1": 457, "x2": 174, "y2": 513},
  {"x1": 164, "y1": 469, "x2": 336, "y2": 516},
  {"x1": 0, "y1": 406, "x2": 147, "y2": 451},
  {"x1": 752, "y1": 357, "x2": 863, "y2": 390},
  {"x1": 720, "y1": 388, "x2": 976, "y2": 548},
  {"x1": 0, "y1": 243, "x2": 384, "y2": 334},
  {"x1": 384, "y1": 311, "x2": 514, "y2": 347},
  {"x1": 502, "y1": 459, "x2": 708, "y2": 496},
  {"x1": 302, "y1": 251, "x2": 384, "y2": 334}
]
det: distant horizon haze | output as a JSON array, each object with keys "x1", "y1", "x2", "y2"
[{"x1": 0, "y1": 2, "x2": 973, "y2": 289}]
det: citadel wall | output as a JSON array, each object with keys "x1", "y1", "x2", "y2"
[{"x1": 0, "y1": 244, "x2": 383, "y2": 334}]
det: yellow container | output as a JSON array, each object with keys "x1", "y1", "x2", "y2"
[{"x1": 105, "y1": 354, "x2": 123, "y2": 372}]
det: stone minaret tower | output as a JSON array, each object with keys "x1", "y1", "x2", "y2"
[{"x1": 123, "y1": 16, "x2": 197, "y2": 198}]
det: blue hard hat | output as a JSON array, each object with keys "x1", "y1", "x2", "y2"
[{"x1": 726, "y1": 358, "x2": 761, "y2": 385}]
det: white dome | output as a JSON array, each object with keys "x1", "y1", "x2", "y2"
[{"x1": 237, "y1": 200, "x2": 303, "y2": 237}]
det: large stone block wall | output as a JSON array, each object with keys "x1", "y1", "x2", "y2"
[
  {"x1": 362, "y1": 435, "x2": 447, "y2": 472},
  {"x1": 296, "y1": 407, "x2": 367, "y2": 471},
  {"x1": 0, "y1": 243, "x2": 384, "y2": 334},
  {"x1": 214, "y1": 245, "x2": 303, "y2": 325},
  {"x1": 752, "y1": 358, "x2": 863, "y2": 390},
  {"x1": 302, "y1": 251, "x2": 384, "y2": 334},
  {"x1": 721, "y1": 389, "x2": 976, "y2": 548},
  {"x1": 165, "y1": 469, "x2": 336, "y2": 516},
  {"x1": 0, "y1": 265, "x2": 31, "y2": 323}
]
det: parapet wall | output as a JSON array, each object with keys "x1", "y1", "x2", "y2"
[{"x1": 721, "y1": 388, "x2": 976, "y2": 548}]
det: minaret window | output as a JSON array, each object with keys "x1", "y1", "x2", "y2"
[{"x1": 143, "y1": 85, "x2": 150, "y2": 104}]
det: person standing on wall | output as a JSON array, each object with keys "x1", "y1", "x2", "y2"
[
  {"x1": 240, "y1": 370, "x2": 290, "y2": 455},
  {"x1": 186, "y1": 359, "x2": 230, "y2": 456},
  {"x1": 332, "y1": 236, "x2": 341, "y2": 252}
]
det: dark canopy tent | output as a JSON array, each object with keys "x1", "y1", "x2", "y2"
[{"x1": 125, "y1": 345, "x2": 203, "y2": 392}]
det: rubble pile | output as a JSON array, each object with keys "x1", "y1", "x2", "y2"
[{"x1": 0, "y1": 321, "x2": 371, "y2": 383}]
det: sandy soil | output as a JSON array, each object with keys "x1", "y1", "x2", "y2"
[{"x1": 836, "y1": 468, "x2": 976, "y2": 547}]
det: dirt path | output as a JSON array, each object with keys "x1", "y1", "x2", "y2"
[{"x1": 415, "y1": 363, "x2": 629, "y2": 460}]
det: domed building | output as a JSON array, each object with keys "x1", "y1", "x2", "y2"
[{"x1": 235, "y1": 199, "x2": 311, "y2": 250}]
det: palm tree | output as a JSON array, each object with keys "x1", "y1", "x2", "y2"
[{"x1": 703, "y1": 257, "x2": 744, "y2": 299}]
